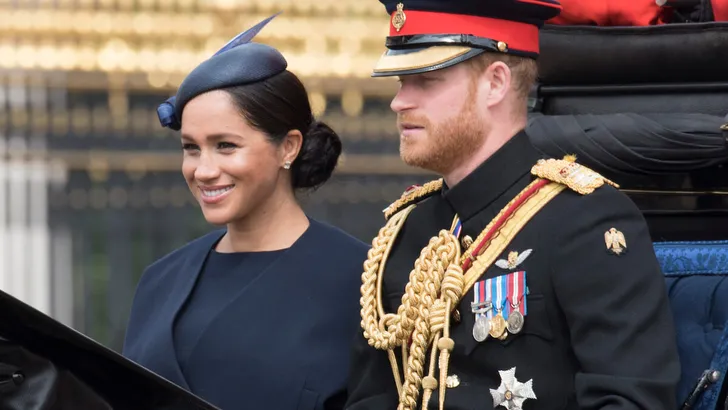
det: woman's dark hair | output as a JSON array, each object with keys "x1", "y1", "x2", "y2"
[{"x1": 224, "y1": 71, "x2": 342, "y2": 190}]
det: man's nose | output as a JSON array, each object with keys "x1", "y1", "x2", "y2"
[{"x1": 390, "y1": 87, "x2": 417, "y2": 113}]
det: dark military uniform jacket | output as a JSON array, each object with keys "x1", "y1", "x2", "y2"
[{"x1": 345, "y1": 130, "x2": 680, "y2": 410}]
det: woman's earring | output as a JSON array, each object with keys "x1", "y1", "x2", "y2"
[{"x1": 283, "y1": 160, "x2": 292, "y2": 170}]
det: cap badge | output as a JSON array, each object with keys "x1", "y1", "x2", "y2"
[{"x1": 392, "y1": 3, "x2": 407, "y2": 32}]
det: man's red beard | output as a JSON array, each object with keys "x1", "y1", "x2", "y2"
[{"x1": 397, "y1": 88, "x2": 486, "y2": 176}]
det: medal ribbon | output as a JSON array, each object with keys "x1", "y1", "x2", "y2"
[
  {"x1": 506, "y1": 271, "x2": 527, "y2": 316},
  {"x1": 459, "y1": 217, "x2": 531, "y2": 321},
  {"x1": 473, "y1": 279, "x2": 493, "y2": 319},
  {"x1": 450, "y1": 216, "x2": 462, "y2": 239},
  {"x1": 493, "y1": 274, "x2": 508, "y2": 319}
]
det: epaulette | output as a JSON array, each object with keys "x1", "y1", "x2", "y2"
[
  {"x1": 531, "y1": 155, "x2": 619, "y2": 195},
  {"x1": 383, "y1": 179, "x2": 443, "y2": 220}
]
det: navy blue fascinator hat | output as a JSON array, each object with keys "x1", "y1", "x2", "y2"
[{"x1": 157, "y1": 13, "x2": 285, "y2": 130}]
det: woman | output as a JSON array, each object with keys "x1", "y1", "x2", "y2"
[{"x1": 122, "y1": 15, "x2": 369, "y2": 410}]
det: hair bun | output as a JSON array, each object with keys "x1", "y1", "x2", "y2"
[{"x1": 291, "y1": 120, "x2": 342, "y2": 190}]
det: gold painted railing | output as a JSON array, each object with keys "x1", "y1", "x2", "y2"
[{"x1": 0, "y1": 0, "x2": 397, "y2": 85}]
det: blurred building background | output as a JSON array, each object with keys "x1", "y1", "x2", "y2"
[{"x1": 0, "y1": 0, "x2": 434, "y2": 352}]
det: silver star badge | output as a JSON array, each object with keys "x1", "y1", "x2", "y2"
[{"x1": 490, "y1": 367, "x2": 537, "y2": 409}]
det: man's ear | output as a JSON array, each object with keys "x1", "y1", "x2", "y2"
[{"x1": 483, "y1": 61, "x2": 512, "y2": 108}]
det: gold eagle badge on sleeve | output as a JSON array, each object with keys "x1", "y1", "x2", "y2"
[{"x1": 604, "y1": 228, "x2": 627, "y2": 255}]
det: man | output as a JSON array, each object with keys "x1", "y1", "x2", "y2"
[{"x1": 345, "y1": 1, "x2": 681, "y2": 409}]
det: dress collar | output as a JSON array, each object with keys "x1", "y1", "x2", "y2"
[{"x1": 442, "y1": 130, "x2": 543, "y2": 222}]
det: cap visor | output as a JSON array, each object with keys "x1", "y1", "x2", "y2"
[{"x1": 372, "y1": 46, "x2": 484, "y2": 77}]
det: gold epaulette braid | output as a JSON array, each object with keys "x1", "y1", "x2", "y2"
[
  {"x1": 360, "y1": 175, "x2": 572, "y2": 410},
  {"x1": 383, "y1": 179, "x2": 444, "y2": 220},
  {"x1": 531, "y1": 156, "x2": 619, "y2": 194}
]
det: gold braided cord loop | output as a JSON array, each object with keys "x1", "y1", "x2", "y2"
[
  {"x1": 360, "y1": 177, "x2": 570, "y2": 410},
  {"x1": 361, "y1": 205, "x2": 413, "y2": 349}
]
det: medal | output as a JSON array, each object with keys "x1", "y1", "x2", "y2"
[
  {"x1": 471, "y1": 284, "x2": 493, "y2": 343},
  {"x1": 506, "y1": 271, "x2": 527, "y2": 335},
  {"x1": 471, "y1": 301, "x2": 492, "y2": 343},
  {"x1": 485, "y1": 275, "x2": 508, "y2": 340},
  {"x1": 472, "y1": 315, "x2": 491, "y2": 342},
  {"x1": 490, "y1": 367, "x2": 538, "y2": 409},
  {"x1": 507, "y1": 310, "x2": 524, "y2": 334},
  {"x1": 489, "y1": 313, "x2": 507, "y2": 339}
]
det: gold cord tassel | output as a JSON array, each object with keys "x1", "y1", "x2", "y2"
[
  {"x1": 398, "y1": 255, "x2": 444, "y2": 410},
  {"x1": 388, "y1": 349, "x2": 403, "y2": 396},
  {"x1": 438, "y1": 305, "x2": 454, "y2": 410},
  {"x1": 436, "y1": 264, "x2": 464, "y2": 409},
  {"x1": 361, "y1": 215, "x2": 465, "y2": 410},
  {"x1": 421, "y1": 327, "x2": 441, "y2": 409}
]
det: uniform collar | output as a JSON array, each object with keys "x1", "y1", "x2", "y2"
[{"x1": 442, "y1": 129, "x2": 543, "y2": 222}]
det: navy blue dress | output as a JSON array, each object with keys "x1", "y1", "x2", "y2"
[{"x1": 123, "y1": 218, "x2": 369, "y2": 410}]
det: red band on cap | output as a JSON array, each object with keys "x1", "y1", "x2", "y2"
[{"x1": 389, "y1": 10, "x2": 540, "y2": 54}]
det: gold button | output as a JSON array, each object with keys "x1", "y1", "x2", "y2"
[
  {"x1": 461, "y1": 235, "x2": 473, "y2": 248},
  {"x1": 452, "y1": 309, "x2": 461, "y2": 323},
  {"x1": 497, "y1": 41, "x2": 508, "y2": 52}
]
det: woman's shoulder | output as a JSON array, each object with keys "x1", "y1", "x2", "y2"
[
  {"x1": 306, "y1": 218, "x2": 370, "y2": 252},
  {"x1": 296, "y1": 219, "x2": 369, "y2": 301},
  {"x1": 139, "y1": 230, "x2": 224, "y2": 283},
  {"x1": 153, "y1": 229, "x2": 223, "y2": 264},
  {"x1": 295, "y1": 219, "x2": 369, "y2": 277}
]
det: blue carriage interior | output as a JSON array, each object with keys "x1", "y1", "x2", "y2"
[
  {"x1": 655, "y1": 241, "x2": 728, "y2": 409},
  {"x1": 531, "y1": 20, "x2": 728, "y2": 410}
]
